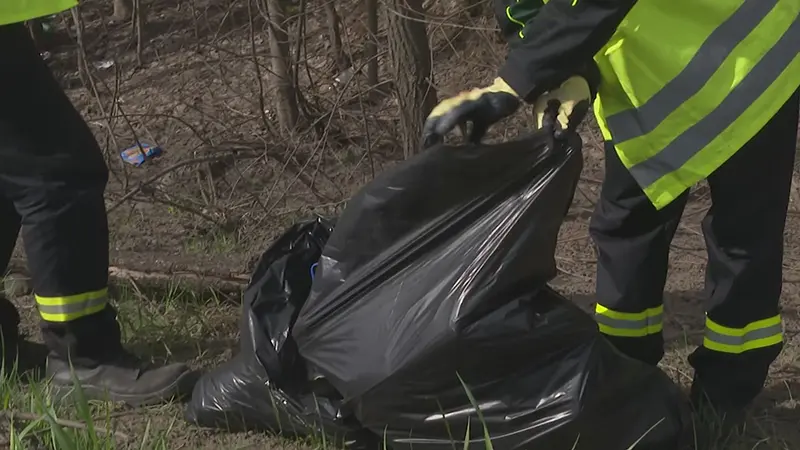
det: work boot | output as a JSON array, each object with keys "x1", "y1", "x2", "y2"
[
  {"x1": 0, "y1": 297, "x2": 48, "y2": 378},
  {"x1": 6, "y1": 340, "x2": 49, "y2": 381},
  {"x1": 0, "y1": 296, "x2": 22, "y2": 371},
  {"x1": 46, "y1": 351, "x2": 197, "y2": 406}
]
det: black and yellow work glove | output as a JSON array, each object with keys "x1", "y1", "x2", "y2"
[
  {"x1": 532, "y1": 75, "x2": 593, "y2": 138},
  {"x1": 422, "y1": 77, "x2": 521, "y2": 148}
]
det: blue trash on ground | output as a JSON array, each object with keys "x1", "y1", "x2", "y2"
[{"x1": 121, "y1": 142, "x2": 163, "y2": 166}]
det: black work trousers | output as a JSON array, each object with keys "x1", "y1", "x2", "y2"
[
  {"x1": 590, "y1": 90, "x2": 800, "y2": 409},
  {"x1": 0, "y1": 23, "x2": 123, "y2": 367}
]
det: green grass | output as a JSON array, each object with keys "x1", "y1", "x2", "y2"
[
  {"x1": 0, "y1": 359, "x2": 177, "y2": 449},
  {"x1": 0, "y1": 282, "x2": 242, "y2": 449},
  {"x1": 0, "y1": 283, "x2": 798, "y2": 449},
  {"x1": 183, "y1": 230, "x2": 239, "y2": 256}
]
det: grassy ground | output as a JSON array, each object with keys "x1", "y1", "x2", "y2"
[
  {"x1": 1, "y1": 279, "x2": 800, "y2": 449},
  {"x1": 0, "y1": 285, "x2": 296, "y2": 449}
]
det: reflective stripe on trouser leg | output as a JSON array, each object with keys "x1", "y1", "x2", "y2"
[
  {"x1": 35, "y1": 288, "x2": 109, "y2": 322},
  {"x1": 703, "y1": 315, "x2": 783, "y2": 354},
  {"x1": 595, "y1": 304, "x2": 663, "y2": 337}
]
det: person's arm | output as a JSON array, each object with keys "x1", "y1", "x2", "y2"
[
  {"x1": 498, "y1": 0, "x2": 638, "y2": 102},
  {"x1": 494, "y1": 0, "x2": 547, "y2": 46}
]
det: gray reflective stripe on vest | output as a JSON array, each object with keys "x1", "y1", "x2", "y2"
[
  {"x1": 37, "y1": 296, "x2": 107, "y2": 315},
  {"x1": 627, "y1": 17, "x2": 799, "y2": 188},
  {"x1": 705, "y1": 323, "x2": 782, "y2": 346},
  {"x1": 595, "y1": 311, "x2": 663, "y2": 330},
  {"x1": 605, "y1": 0, "x2": 779, "y2": 143}
]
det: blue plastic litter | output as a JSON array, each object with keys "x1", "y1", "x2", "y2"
[{"x1": 121, "y1": 142, "x2": 163, "y2": 166}]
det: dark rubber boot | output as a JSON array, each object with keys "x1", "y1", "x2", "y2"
[
  {"x1": 46, "y1": 351, "x2": 197, "y2": 406},
  {"x1": 0, "y1": 296, "x2": 21, "y2": 371},
  {"x1": 0, "y1": 298, "x2": 47, "y2": 379}
]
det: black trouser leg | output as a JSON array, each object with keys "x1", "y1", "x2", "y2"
[
  {"x1": 0, "y1": 196, "x2": 20, "y2": 274},
  {"x1": 0, "y1": 23, "x2": 123, "y2": 368},
  {"x1": 688, "y1": 90, "x2": 800, "y2": 410},
  {"x1": 589, "y1": 140, "x2": 689, "y2": 366},
  {"x1": 0, "y1": 195, "x2": 22, "y2": 351}
]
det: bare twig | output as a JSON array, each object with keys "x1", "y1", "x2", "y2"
[
  {"x1": 133, "y1": 0, "x2": 143, "y2": 66},
  {"x1": 254, "y1": 49, "x2": 377, "y2": 221},
  {"x1": 247, "y1": 0, "x2": 273, "y2": 134},
  {"x1": 678, "y1": 223, "x2": 703, "y2": 238},
  {"x1": 580, "y1": 176, "x2": 603, "y2": 185},
  {"x1": 558, "y1": 233, "x2": 590, "y2": 243},
  {"x1": 341, "y1": 17, "x2": 376, "y2": 180},
  {"x1": 555, "y1": 255, "x2": 597, "y2": 264},
  {"x1": 86, "y1": 113, "x2": 213, "y2": 148},
  {"x1": 556, "y1": 266, "x2": 593, "y2": 281},
  {"x1": 107, "y1": 152, "x2": 260, "y2": 213},
  {"x1": 71, "y1": 6, "x2": 151, "y2": 177},
  {"x1": 130, "y1": 195, "x2": 222, "y2": 225}
]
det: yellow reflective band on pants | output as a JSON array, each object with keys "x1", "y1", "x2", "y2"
[
  {"x1": 35, "y1": 288, "x2": 108, "y2": 322},
  {"x1": 703, "y1": 315, "x2": 783, "y2": 354},
  {"x1": 595, "y1": 304, "x2": 663, "y2": 337}
]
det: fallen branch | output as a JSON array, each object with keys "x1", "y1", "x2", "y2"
[
  {"x1": 7, "y1": 260, "x2": 249, "y2": 298},
  {"x1": 0, "y1": 410, "x2": 130, "y2": 441},
  {"x1": 108, "y1": 266, "x2": 248, "y2": 293}
]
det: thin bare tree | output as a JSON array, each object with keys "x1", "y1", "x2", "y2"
[
  {"x1": 263, "y1": 0, "x2": 300, "y2": 132},
  {"x1": 364, "y1": 0, "x2": 379, "y2": 87},
  {"x1": 387, "y1": 0, "x2": 438, "y2": 158},
  {"x1": 323, "y1": 1, "x2": 349, "y2": 72}
]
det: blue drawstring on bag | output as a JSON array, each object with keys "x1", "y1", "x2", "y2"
[{"x1": 310, "y1": 262, "x2": 318, "y2": 282}]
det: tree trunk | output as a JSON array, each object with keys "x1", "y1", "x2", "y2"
[
  {"x1": 364, "y1": 0, "x2": 379, "y2": 87},
  {"x1": 265, "y1": 0, "x2": 300, "y2": 132},
  {"x1": 323, "y1": 1, "x2": 349, "y2": 72},
  {"x1": 70, "y1": 7, "x2": 88, "y2": 86},
  {"x1": 387, "y1": 0, "x2": 438, "y2": 159},
  {"x1": 112, "y1": 0, "x2": 133, "y2": 21}
]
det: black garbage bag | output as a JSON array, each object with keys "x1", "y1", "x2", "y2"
[
  {"x1": 184, "y1": 218, "x2": 373, "y2": 446},
  {"x1": 292, "y1": 130, "x2": 689, "y2": 450}
]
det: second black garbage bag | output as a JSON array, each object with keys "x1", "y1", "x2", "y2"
[
  {"x1": 184, "y1": 218, "x2": 374, "y2": 447},
  {"x1": 292, "y1": 130, "x2": 689, "y2": 450}
]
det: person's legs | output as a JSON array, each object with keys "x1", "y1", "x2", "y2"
[
  {"x1": 0, "y1": 22, "x2": 194, "y2": 405},
  {"x1": 590, "y1": 141, "x2": 689, "y2": 365},
  {"x1": 0, "y1": 21, "x2": 123, "y2": 367},
  {"x1": 0, "y1": 196, "x2": 22, "y2": 366},
  {"x1": 689, "y1": 90, "x2": 800, "y2": 413}
]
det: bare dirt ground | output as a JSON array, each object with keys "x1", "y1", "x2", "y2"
[{"x1": 6, "y1": 0, "x2": 800, "y2": 448}]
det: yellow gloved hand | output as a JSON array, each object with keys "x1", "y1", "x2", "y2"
[
  {"x1": 533, "y1": 76, "x2": 593, "y2": 136},
  {"x1": 423, "y1": 77, "x2": 521, "y2": 148}
]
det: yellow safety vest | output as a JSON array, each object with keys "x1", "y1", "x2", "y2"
[
  {"x1": 0, "y1": 0, "x2": 77, "y2": 26},
  {"x1": 592, "y1": 0, "x2": 800, "y2": 210}
]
